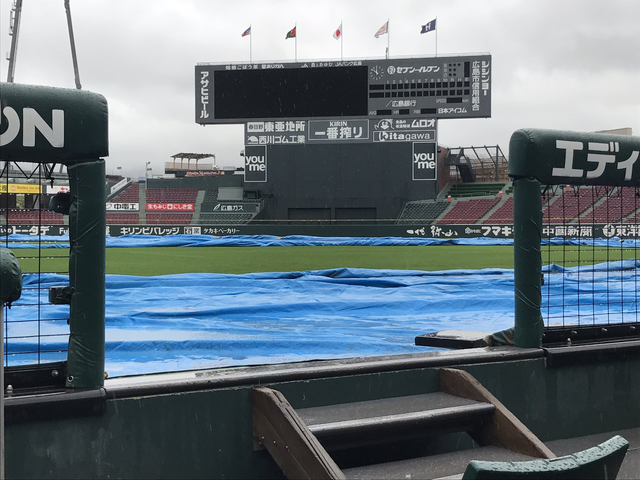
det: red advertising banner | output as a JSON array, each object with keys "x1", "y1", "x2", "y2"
[{"x1": 146, "y1": 203, "x2": 194, "y2": 212}]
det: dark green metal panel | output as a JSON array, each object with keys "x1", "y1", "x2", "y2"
[
  {"x1": 0, "y1": 82, "x2": 108, "y2": 163},
  {"x1": 66, "y1": 159, "x2": 106, "y2": 388},
  {"x1": 462, "y1": 435, "x2": 628, "y2": 479},
  {"x1": 508, "y1": 128, "x2": 640, "y2": 186},
  {"x1": 5, "y1": 355, "x2": 639, "y2": 479}
]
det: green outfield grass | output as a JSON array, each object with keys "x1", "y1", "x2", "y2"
[{"x1": 12, "y1": 244, "x2": 639, "y2": 276}]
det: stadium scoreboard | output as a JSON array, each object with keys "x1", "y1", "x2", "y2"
[{"x1": 195, "y1": 54, "x2": 491, "y2": 124}]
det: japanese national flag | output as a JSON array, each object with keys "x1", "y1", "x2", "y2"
[{"x1": 333, "y1": 23, "x2": 342, "y2": 40}]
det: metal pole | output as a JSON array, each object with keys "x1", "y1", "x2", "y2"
[
  {"x1": 64, "y1": 0, "x2": 82, "y2": 89},
  {"x1": 435, "y1": 16, "x2": 438, "y2": 56},
  {"x1": 387, "y1": 19, "x2": 390, "y2": 58},
  {"x1": 249, "y1": 24, "x2": 252, "y2": 63},
  {"x1": 6, "y1": 0, "x2": 23, "y2": 83}
]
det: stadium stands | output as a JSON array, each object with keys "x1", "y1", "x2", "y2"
[
  {"x1": 447, "y1": 182, "x2": 506, "y2": 198},
  {"x1": 146, "y1": 188, "x2": 197, "y2": 203},
  {"x1": 543, "y1": 186, "x2": 609, "y2": 224},
  {"x1": 6, "y1": 209, "x2": 64, "y2": 225},
  {"x1": 484, "y1": 197, "x2": 513, "y2": 224},
  {"x1": 146, "y1": 213, "x2": 193, "y2": 225},
  {"x1": 107, "y1": 213, "x2": 139, "y2": 225},
  {"x1": 437, "y1": 197, "x2": 500, "y2": 224},
  {"x1": 198, "y1": 213, "x2": 254, "y2": 225},
  {"x1": 111, "y1": 183, "x2": 139, "y2": 203},
  {"x1": 580, "y1": 186, "x2": 640, "y2": 224},
  {"x1": 397, "y1": 201, "x2": 449, "y2": 224}
]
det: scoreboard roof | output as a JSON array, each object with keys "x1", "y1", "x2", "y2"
[{"x1": 196, "y1": 55, "x2": 491, "y2": 124}]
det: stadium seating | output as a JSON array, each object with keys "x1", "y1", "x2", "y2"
[
  {"x1": 6, "y1": 209, "x2": 64, "y2": 225},
  {"x1": 146, "y1": 188, "x2": 198, "y2": 203},
  {"x1": 111, "y1": 183, "x2": 139, "y2": 203},
  {"x1": 447, "y1": 183, "x2": 506, "y2": 198},
  {"x1": 146, "y1": 213, "x2": 193, "y2": 225},
  {"x1": 107, "y1": 213, "x2": 139, "y2": 225},
  {"x1": 579, "y1": 186, "x2": 639, "y2": 224},
  {"x1": 398, "y1": 201, "x2": 449, "y2": 224},
  {"x1": 484, "y1": 197, "x2": 514, "y2": 224},
  {"x1": 437, "y1": 197, "x2": 500, "y2": 224},
  {"x1": 542, "y1": 186, "x2": 609, "y2": 224},
  {"x1": 198, "y1": 213, "x2": 253, "y2": 225}
]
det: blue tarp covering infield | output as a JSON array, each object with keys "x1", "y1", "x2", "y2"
[
  {"x1": 5, "y1": 262, "x2": 640, "y2": 376},
  {"x1": 4, "y1": 233, "x2": 640, "y2": 248}
]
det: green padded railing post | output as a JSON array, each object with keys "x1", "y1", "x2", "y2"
[
  {"x1": 1, "y1": 247, "x2": 22, "y2": 479},
  {"x1": 1, "y1": 82, "x2": 108, "y2": 389},
  {"x1": 66, "y1": 159, "x2": 106, "y2": 388},
  {"x1": 508, "y1": 128, "x2": 640, "y2": 349},
  {"x1": 513, "y1": 177, "x2": 543, "y2": 348}
]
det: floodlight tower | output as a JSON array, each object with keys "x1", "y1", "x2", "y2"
[{"x1": 5, "y1": 0, "x2": 82, "y2": 89}]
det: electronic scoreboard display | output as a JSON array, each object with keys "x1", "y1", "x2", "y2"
[{"x1": 196, "y1": 54, "x2": 491, "y2": 124}]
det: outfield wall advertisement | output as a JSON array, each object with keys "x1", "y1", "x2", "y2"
[{"x1": 2, "y1": 223, "x2": 640, "y2": 239}]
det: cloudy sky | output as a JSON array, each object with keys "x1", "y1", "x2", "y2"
[{"x1": 1, "y1": 0, "x2": 638, "y2": 178}]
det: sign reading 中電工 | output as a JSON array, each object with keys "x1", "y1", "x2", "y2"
[
  {"x1": 412, "y1": 142, "x2": 438, "y2": 181},
  {"x1": 244, "y1": 145, "x2": 267, "y2": 182}
]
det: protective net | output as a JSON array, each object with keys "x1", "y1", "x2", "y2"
[{"x1": 2, "y1": 160, "x2": 70, "y2": 367}]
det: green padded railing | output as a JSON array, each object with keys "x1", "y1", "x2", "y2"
[
  {"x1": 1, "y1": 82, "x2": 108, "y2": 388},
  {"x1": 508, "y1": 129, "x2": 640, "y2": 348},
  {"x1": 462, "y1": 435, "x2": 629, "y2": 480}
]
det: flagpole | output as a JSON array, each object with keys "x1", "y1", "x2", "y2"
[
  {"x1": 387, "y1": 19, "x2": 390, "y2": 58},
  {"x1": 435, "y1": 17, "x2": 438, "y2": 57},
  {"x1": 340, "y1": 20, "x2": 343, "y2": 61},
  {"x1": 250, "y1": 24, "x2": 252, "y2": 63},
  {"x1": 295, "y1": 23, "x2": 297, "y2": 62}
]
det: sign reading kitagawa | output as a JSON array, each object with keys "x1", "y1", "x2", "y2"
[{"x1": 244, "y1": 117, "x2": 437, "y2": 145}]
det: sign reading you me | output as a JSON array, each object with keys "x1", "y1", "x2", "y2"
[
  {"x1": 412, "y1": 142, "x2": 438, "y2": 181},
  {"x1": 244, "y1": 145, "x2": 267, "y2": 182}
]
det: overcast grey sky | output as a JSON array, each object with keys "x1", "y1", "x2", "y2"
[{"x1": 1, "y1": 0, "x2": 638, "y2": 178}]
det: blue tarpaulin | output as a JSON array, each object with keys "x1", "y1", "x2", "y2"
[
  {"x1": 4, "y1": 262, "x2": 639, "y2": 376},
  {"x1": 3, "y1": 233, "x2": 640, "y2": 248}
]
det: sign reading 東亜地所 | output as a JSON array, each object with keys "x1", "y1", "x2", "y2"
[{"x1": 243, "y1": 117, "x2": 436, "y2": 146}]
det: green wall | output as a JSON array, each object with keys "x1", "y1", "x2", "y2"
[{"x1": 5, "y1": 355, "x2": 639, "y2": 479}]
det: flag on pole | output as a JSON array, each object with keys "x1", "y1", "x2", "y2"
[
  {"x1": 374, "y1": 21, "x2": 388, "y2": 38},
  {"x1": 285, "y1": 26, "x2": 296, "y2": 39},
  {"x1": 420, "y1": 19, "x2": 436, "y2": 34},
  {"x1": 242, "y1": 26, "x2": 251, "y2": 37},
  {"x1": 333, "y1": 23, "x2": 342, "y2": 40}
]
